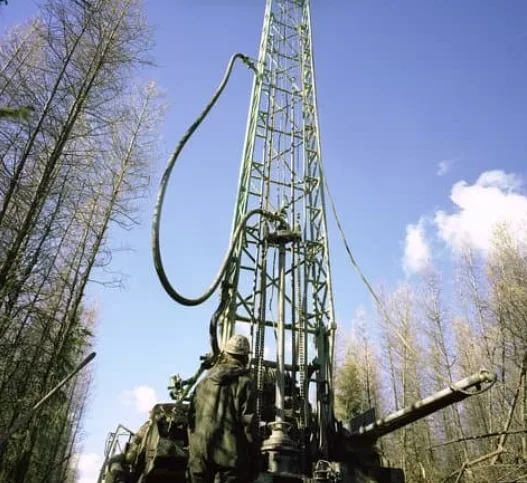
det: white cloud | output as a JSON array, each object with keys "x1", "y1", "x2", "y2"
[
  {"x1": 403, "y1": 217, "x2": 432, "y2": 274},
  {"x1": 263, "y1": 345, "x2": 271, "y2": 358},
  {"x1": 435, "y1": 170, "x2": 527, "y2": 253},
  {"x1": 120, "y1": 385, "x2": 158, "y2": 413},
  {"x1": 78, "y1": 452, "x2": 102, "y2": 472},
  {"x1": 74, "y1": 452, "x2": 102, "y2": 483},
  {"x1": 437, "y1": 159, "x2": 457, "y2": 176},
  {"x1": 476, "y1": 170, "x2": 523, "y2": 192},
  {"x1": 402, "y1": 170, "x2": 527, "y2": 272}
]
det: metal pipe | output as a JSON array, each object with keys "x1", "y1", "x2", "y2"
[
  {"x1": 348, "y1": 370, "x2": 497, "y2": 441},
  {"x1": 275, "y1": 243, "x2": 286, "y2": 422},
  {"x1": 236, "y1": 315, "x2": 317, "y2": 334},
  {"x1": 255, "y1": 235, "x2": 269, "y2": 425},
  {"x1": 250, "y1": 358, "x2": 315, "y2": 372},
  {"x1": 0, "y1": 352, "x2": 96, "y2": 455}
]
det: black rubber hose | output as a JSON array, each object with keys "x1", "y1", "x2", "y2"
[{"x1": 152, "y1": 53, "x2": 258, "y2": 306}]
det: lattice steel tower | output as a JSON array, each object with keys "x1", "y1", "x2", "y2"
[
  {"x1": 218, "y1": 0, "x2": 337, "y2": 471},
  {"x1": 105, "y1": 0, "x2": 500, "y2": 480}
]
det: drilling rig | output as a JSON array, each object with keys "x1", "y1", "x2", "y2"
[{"x1": 98, "y1": 1, "x2": 496, "y2": 482}]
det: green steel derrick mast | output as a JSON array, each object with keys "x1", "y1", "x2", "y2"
[
  {"x1": 220, "y1": 0, "x2": 337, "y2": 462},
  {"x1": 99, "y1": 1, "x2": 498, "y2": 482}
]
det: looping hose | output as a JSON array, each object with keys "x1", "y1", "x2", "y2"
[
  {"x1": 152, "y1": 53, "x2": 287, "y2": 307},
  {"x1": 207, "y1": 281, "x2": 232, "y2": 361}
]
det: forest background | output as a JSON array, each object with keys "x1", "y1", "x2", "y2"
[{"x1": 1, "y1": 1, "x2": 526, "y2": 482}]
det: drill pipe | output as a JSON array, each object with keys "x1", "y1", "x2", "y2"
[
  {"x1": 347, "y1": 369, "x2": 497, "y2": 442},
  {"x1": 0, "y1": 352, "x2": 96, "y2": 453}
]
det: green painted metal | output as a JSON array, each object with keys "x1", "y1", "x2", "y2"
[
  {"x1": 101, "y1": 1, "x2": 500, "y2": 480},
  {"x1": 219, "y1": 0, "x2": 337, "y2": 459}
]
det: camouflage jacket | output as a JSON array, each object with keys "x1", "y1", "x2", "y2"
[{"x1": 187, "y1": 362, "x2": 260, "y2": 469}]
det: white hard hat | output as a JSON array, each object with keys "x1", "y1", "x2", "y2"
[{"x1": 225, "y1": 334, "x2": 251, "y2": 356}]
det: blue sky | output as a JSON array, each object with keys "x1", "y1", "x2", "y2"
[{"x1": 2, "y1": 1, "x2": 527, "y2": 481}]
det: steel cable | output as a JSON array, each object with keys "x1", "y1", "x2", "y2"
[{"x1": 319, "y1": 164, "x2": 496, "y2": 397}]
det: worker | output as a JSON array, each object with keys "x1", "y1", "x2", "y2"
[
  {"x1": 104, "y1": 413, "x2": 152, "y2": 483},
  {"x1": 124, "y1": 418, "x2": 151, "y2": 466},
  {"x1": 187, "y1": 334, "x2": 261, "y2": 483}
]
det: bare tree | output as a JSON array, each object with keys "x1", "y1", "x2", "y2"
[
  {"x1": 375, "y1": 284, "x2": 437, "y2": 481},
  {"x1": 334, "y1": 310, "x2": 384, "y2": 422},
  {"x1": 418, "y1": 270, "x2": 469, "y2": 472},
  {"x1": 0, "y1": 0, "x2": 163, "y2": 479}
]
